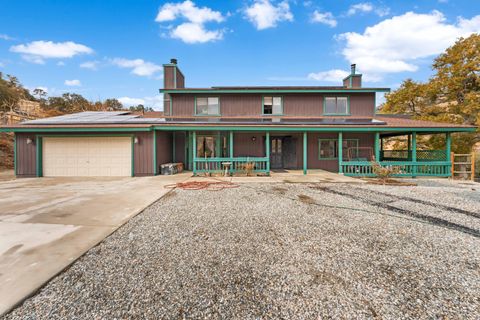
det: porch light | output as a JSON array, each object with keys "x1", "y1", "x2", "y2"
[
  {"x1": 134, "y1": 137, "x2": 139, "y2": 144},
  {"x1": 251, "y1": 136, "x2": 257, "y2": 142},
  {"x1": 26, "y1": 138, "x2": 33, "y2": 144}
]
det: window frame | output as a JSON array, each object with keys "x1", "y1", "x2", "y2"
[
  {"x1": 318, "y1": 138, "x2": 359, "y2": 160},
  {"x1": 194, "y1": 96, "x2": 221, "y2": 116},
  {"x1": 262, "y1": 95, "x2": 284, "y2": 116},
  {"x1": 323, "y1": 96, "x2": 350, "y2": 116}
]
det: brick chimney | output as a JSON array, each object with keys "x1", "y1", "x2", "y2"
[{"x1": 343, "y1": 64, "x2": 362, "y2": 88}]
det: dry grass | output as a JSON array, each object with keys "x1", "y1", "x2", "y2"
[{"x1": 297, "y1": 194, "x2": 316, "y2": 204}]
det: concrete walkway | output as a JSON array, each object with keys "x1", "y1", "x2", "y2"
[{"x1": 0, "y1": 173, "x2": 190, "y2": 315}]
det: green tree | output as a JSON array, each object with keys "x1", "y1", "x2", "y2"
[{"x1": 379, "y1": 33, "x2": 480, "y2": 153}]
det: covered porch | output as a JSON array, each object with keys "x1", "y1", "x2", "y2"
[{"x1": 162, "y1": 128, "x2": 455, "y2": 178}]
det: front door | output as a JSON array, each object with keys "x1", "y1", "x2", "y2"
[{"x1": 270, "y1": 137, "x2": 283, "y2": 169}]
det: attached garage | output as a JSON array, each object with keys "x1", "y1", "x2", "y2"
[{"x1": 42, "y1": 136, "x2": 133, "y2": 177}]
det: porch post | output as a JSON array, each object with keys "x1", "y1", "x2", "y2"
[
  {"x1": 303, "y1": 132, "x2": 307, "y2": 175},
  {"x1": 446, "y1": 132, "x2": 451, "y2": 161},
  {"x1": 374, "y1": 132, "x2": 380, "y2": 162},
  {"x1": 192, "y1": 131, "x2": 197, "y2": 175},
  {"x1": 338, "y1": 132, "x2": 343, "y2": 174},
  {"x1": 229, "y1": 131, "x2": 234, "y2": 158},
  {"x1": 412, "y1": 132, "x2": 417, "y2": 177},
  {"x1": 266, "y1": 131, "x2": 270, "y2": 174}
]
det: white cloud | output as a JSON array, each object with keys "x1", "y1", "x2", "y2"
[
  {"x1": 111, "y1": 58, "x2": 162, "y2": 77},
  {"x1": 80, "y1": 60, "x2": 99, "y2": 70},
  {"x1": 0, "y1": 34, "x2": 13, "y2": 40},
  {"x1": 307, "y1": 69, "x2": 350, "y2": 82},
  {"x1": 171, "y1": 22, "x2": 223, "y2": 43},
  {"x1": 244, "y1": 0, "x2": 293, "y2": 30},
  {"x1": 118, "y1": 95, "x2": 163, "y2": 110},
  {"x1": 347, "y1": 2, "x2": 390, "y2": 17},
  {"x1": 10, "y1": 41, "x2": 93, "y2": 64},
  {"x1": 155, "y1": 0, "x2": 225, "y2": 43},
  {"x1": 64, "y1": 79, "x2": 81, "y2": 86},
  {"x1": 118, "y1": 97, "x2": 145, "y2": 106},
  {"x1": 339, "y1": 11, "x2": 480, "y2": 78},
  {"x1": 347, "y1": 3, "x2": 373, "y2": 15},
  {"x1": 311, "y1": 10, "x2": 337, "y2": 27}
]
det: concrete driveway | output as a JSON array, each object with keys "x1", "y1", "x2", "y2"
[{"x1": 0, "y1": 173, "x2": 189, "y2": 315}]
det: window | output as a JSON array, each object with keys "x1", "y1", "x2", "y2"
[
  {"x1": 324, "y1": 97, "x2": 349, "y2": 115},
  {"x1": 263, "y1": 96, "x2": 282, "y2": 115},
  {"x1": 196, "y1": 135, "x2": 228, "y2": 158},
  {"x1": 319, "y1": 139, "x2": 358, "y2": 159},
  {"x1": 196, "y1": 97, "x2": 220, "y2": 115}
]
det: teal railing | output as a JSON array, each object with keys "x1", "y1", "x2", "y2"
[
  {"x1": 194, "y1": 157, "x2": 269, "y2": 175},
  {"x1": 380, "y1": 150, "x2": 447, "y2": 162},
  {"x1": 342, "y1": 161, "x2": 451, "y2": 177}
]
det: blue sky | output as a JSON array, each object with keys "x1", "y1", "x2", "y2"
[{"x1": 0, "y1": 0, "x2": 479, "y2": 109}]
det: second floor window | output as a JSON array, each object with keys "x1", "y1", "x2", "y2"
[
  {"x1": 196, "y1": 97, "x2": 220, "y2": 115},
  {"x1": 324, "y1": 97, "x2": 349, "y2": 115},
  {"x1": 263, "y1": 96, "x2": 282, "y2": 115}
]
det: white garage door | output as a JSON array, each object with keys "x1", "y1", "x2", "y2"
[{"x1": 43, "y1": 137, "x2": 132, "y2": 177}]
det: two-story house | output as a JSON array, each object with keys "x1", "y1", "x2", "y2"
[{"x1": 2, "y1": 59, "x2": 475, "y2": 178}]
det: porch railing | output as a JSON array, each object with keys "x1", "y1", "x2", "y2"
[
  {"x1": 194, "y1": 157, "x2": 269, "y2": 174},
  {"x1": 380, "y1": 150, "x2": 447, "y2": 162},
  {"x1": 342, "y1": 161, "x2": 451, "y2": 177}
]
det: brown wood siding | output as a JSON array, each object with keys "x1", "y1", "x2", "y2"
[
  {"x1": 170, "y1": 92, "x2": 375, "y2": 118},
  {"x1": 176, "y1": 69, "x2": 185, "y2": 88},
  {"x1": 15, "y1": 133, "x2": 36, "y2": 177},
  {"x1": 156, "y1": 131, "x2": 172, "y2": 170},
  {"x1": 283, "y1": 94, "x2": 323, "y2": 116},
  {"x1": 219, "y1": 94, "x2": 261, "y2": 116},
  {"x1": 350, "y1": 93, "x2": 374, "y2": 117},
  {"x1": 164, "y1": 66, "x2": 175, "y2": 89},
  {"x1": 233, "y1": 133, "x2": 265, "y2": 157},
  {"x1": 351, "y1": 76, "x2": 362, "y2": 88},
  {"x1": 134, "y1": 132, "x2": 154, "y2": 176},
  {"x1": 173, "y1": 132, "x2": 186, "y2": 165},
  {"x1": 171, "y1": 95, "x2": 195, "y2": 116}
]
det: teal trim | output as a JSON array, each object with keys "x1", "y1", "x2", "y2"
[
  {"x1": 194, "y1": 96, "x2": 221, "y2": 116},
  {"x1": 338, "y1": 133, "x2": 343, "y2": 173},
  {"x1": 152, "y1": 126, "x2": 476, "y2": 133},
  {"x1": 266, "y1": 132, "x2": 270, "y2": 174},
  {"x1": 131, "y1": 136, "x2": 135, "y2": 177},
  {"x1": 169, "y1": 96, "x2": 173, "y2": 116},
  {"x1": 229, "y1": 131, "x2": 234, "y2": 157},
  {"x1": 412, "y1": 132, "x2": 417, "y2": 177},
  {"x1": 323, "y1": 96, "x2": 350, "y2": 116},
  {"x1": 13, "y1": 134, "x2": 17, "y2": 175},
  {"x1": 303, "y1": 132, "x2": 307, "y2": 175},
  {"x1": 374, "y1": 132, "x2": 380, "y2": 161},
  {"x1": 161, "y1": 88, "x2": 390, "y2": 94},
  {"x1": 192, "y1": 131, "x2": 197, "y2": 175},
  {"x1": 153, "y1": 131, "x2": 157, "y2": 175},
  {"x1": 261, "y1": 96, "x2": 284, "y2": 115},
  {"x1": 2, "y1": 126, "x2": 475, "y2": 134},
  {"x1": 36, "y1": 136, "x2": 43, "y2": 177},
  {"x1": 342, "y1": 161, "x2": 451, "y2": 177},
  {"x1": 446, "y1": 132, "x2": 451, "y2": 163},
  {"x1": 194, "y1": 157, "x2": 269, "y2": 174}
]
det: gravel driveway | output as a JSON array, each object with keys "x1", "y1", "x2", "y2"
[{"x1": 4, "y1": 180, "x2": 480, "y2": 319}]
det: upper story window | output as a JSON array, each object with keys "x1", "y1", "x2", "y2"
[
  {"x1": 196, "y1": 97, "x2": 220, "y2": 115},
  {"x1": 263, "y1": 96, "x2": 283, "y2": 115},
  {"x1": 324, "y1": 97, "x2": 349, "y2": 115}
]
